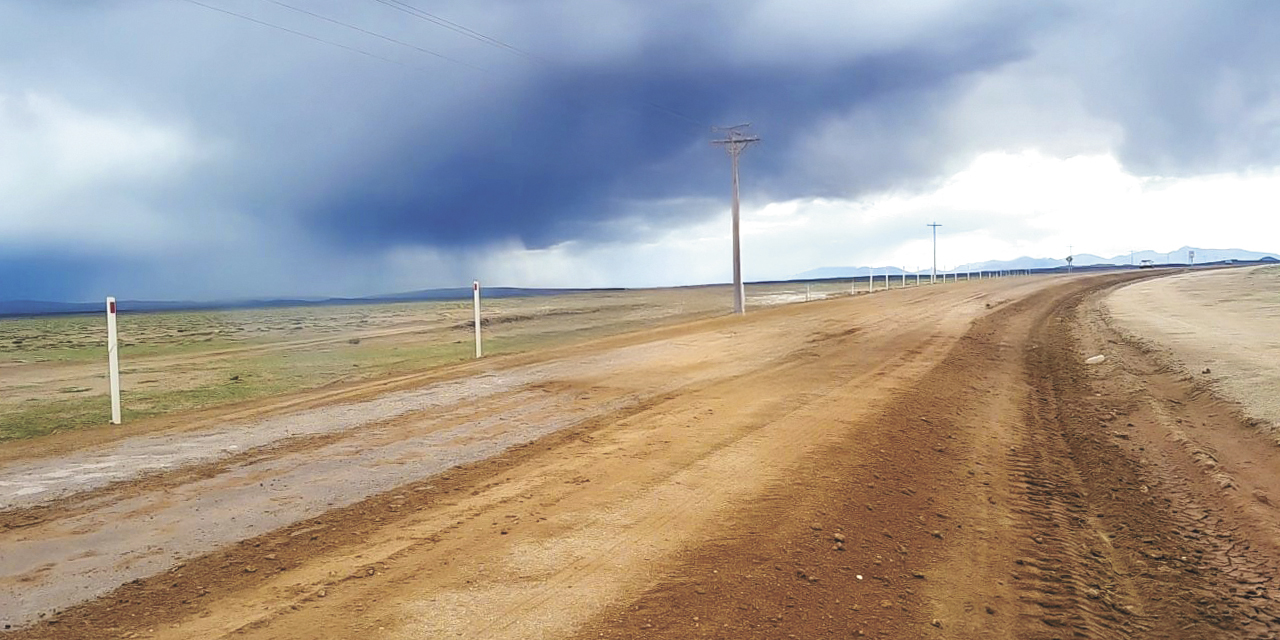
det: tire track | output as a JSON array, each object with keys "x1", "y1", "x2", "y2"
[{"x1": 1003, "y1": 275, "x2": 1280, "y2": 639}]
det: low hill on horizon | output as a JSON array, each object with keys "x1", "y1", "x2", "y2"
[
  {"x1": 7, "y1": 246, "x2": 1277, "y2": 318},
  {"x1": 795, "y1": 246, "x2": 1279, "y2": 279},
  {"x1": 0, "y1": 286, "x2": 620, "y2": 318}
]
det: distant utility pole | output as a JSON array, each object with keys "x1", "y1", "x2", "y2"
[
  {"x1": 472, "y1": 280, "x2": 482, "y2": 358},
  {"x1": 712, "y1": 124, "x2": 761, "y2": 315},
  {"x1": 927, "y1": 223, "x2": 942, "y2": 284}
]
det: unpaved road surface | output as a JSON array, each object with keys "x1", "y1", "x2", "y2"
[
  {"x1": 3, "y1": 270, "x2": 1279, "y2": 639},
  {"x1": 1108, "y1": 265, "x2": 1280, "y2": 440}
]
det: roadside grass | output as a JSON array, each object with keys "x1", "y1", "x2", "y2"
[
  {"x1": 0, "y1": 286, "x2": 778, "y2": 443},
  {"x1": 0, "y1": 316, "x2": 701, "y2": 442},
  {"x1": 1, "y1": 396, "x2": 115, "y2": 441},
  {"x1": 0, "y1": 339, "x2": 481, "y2": 442}
]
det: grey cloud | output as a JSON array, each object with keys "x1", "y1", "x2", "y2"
[{"x1": 2, "y1": 0, "x2": 1279, "y2": 301}]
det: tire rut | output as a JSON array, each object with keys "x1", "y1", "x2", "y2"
[{"x1": 1007, "y1": 277, "x2": 1280, "y2": 639}]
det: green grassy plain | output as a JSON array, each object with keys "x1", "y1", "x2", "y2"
[{"x1": 0, "y1": 281, "x2": 866, "y2": 441}]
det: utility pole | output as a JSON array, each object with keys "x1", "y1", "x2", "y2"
[
  {"x1": 712, "y1": 124, "x2": 760, "y2": 315},
  {"x1": 927, "y1": 223, "x2": 941, "y2": 284}
]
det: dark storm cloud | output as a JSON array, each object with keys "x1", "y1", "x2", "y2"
[
  {"x1": 4, "y1": 0, "x2": 1280, "y2": 300},
  {"x1": 310, "y1": 26, "x2": 1031, "y2": 250},
  {"x1": 0, "y1": 252, "x2": 116, "y2": 302}
]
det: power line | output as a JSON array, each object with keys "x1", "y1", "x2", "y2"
[
  {"x1": 180, "y1": 0, "x2": 709, "y2": 131},
  {"x1": 370, "y1": 0, "x2": 543, "y2": 63},
  {"x1": 640, "y1": 100, "x2": 706, "y2": 129},
  {"x1": 177, "y1": 0, "x2": 462, "y2": 75},
  {"x1": 371, "y1": 0, "x2": 706, "y2": 129},
  {"x1": 254, "y1": 0, "x2": 488, "y2": 72}
]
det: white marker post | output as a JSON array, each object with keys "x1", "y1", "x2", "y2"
[
  {"x1": 105, "y1": 297, "x2": 121, "y2": 425},
  {"x1": 472, "y1": 280, "x2": 482, "y2": 358}
]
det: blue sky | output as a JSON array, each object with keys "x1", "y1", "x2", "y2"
[{"x1": 3, "y1": 0, "x2": 1280, "y2": 301}]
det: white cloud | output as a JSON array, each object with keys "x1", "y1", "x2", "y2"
[
  {"x1": 0, "y1": 91, "x2": 220, "y2": 249},
  {"x1": 446, "y1": 150, "x2": 1280, "y2": 286}
]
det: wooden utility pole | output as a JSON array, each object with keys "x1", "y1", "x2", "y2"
[
  {"x1": 713, "y1": 124, "x2": 760, "y2": 315},
  {"x1": 927, "y1": 223, "x2": 942, "y2": 284}
]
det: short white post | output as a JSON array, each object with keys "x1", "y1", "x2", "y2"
[
  {"x1": 806, "y1": 284, "x2": 811, "y2": 302},
  {"x1": 472, "y1": 280, "x2": 482, "y2": 358},
  {"x1": 884, "y1": 270, "x2": 889, "y2": 291},
  {"x1": 106, "y1": 297, "x2": 121, "y2": 425}
]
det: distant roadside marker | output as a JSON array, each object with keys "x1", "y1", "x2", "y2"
[
  {"x1": 473, "y1": 281, "x2": 482, "y2": 358},
  {"x1": 106, "y1": 297, "x2": 121, "y2": 425}
]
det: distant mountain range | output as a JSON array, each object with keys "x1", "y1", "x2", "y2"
[
  {"x1": 794, "y1": 246, "x2": 1279, "y2": 279},
  {"x1": 6, "y1": 246, "x2": 1277, "y2": 318},
  {"x1": 0, "y1": 287, "x2": 619, "y2": 318},
  {"x1": 794, "y1": 266, "x2": 917, "y2": 278},
  {"x1": 954, "y1": 246, "x2": 1280, "y2": 271}
]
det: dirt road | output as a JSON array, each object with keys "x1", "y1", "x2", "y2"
[
  {"x1": 3, "y1": 270, "x2": 1278, "y2": 639},
  {"x1": 1107, "y1": 265, "x2": 1280, "y2": 441}
]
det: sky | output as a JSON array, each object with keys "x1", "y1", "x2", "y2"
[{"x1": 2, "y1": 0, "x2": 1279, "y2": 301}]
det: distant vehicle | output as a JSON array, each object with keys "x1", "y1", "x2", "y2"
[{"x1": 1139, "y1": 259, "x2": 1155, "y2": 268}]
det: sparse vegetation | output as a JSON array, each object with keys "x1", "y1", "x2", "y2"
[{"x1": 1, "y1": 285, "x2": 853, "y2": 441}]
